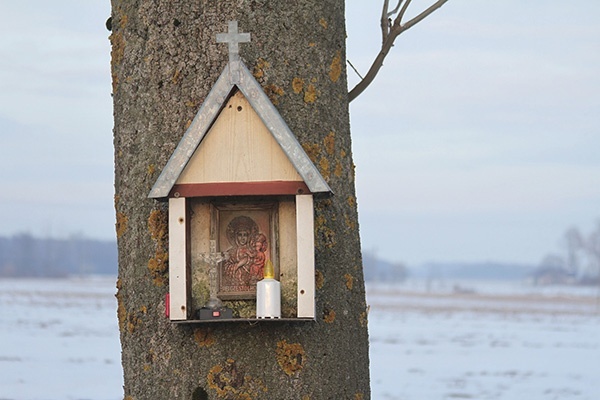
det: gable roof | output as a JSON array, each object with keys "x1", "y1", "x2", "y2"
[{"x1": 148, "y1": 59, "x2": 332, "y2": 199}]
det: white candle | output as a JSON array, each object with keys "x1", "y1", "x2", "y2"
[{"x1": 256, "y1": 260, "x2": 281, "y2": 318}]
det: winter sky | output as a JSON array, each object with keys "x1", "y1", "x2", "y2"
[{"x1": 1, "y1": 1, "x2": 599, "y2": 267}]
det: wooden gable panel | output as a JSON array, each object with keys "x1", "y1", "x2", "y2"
[{"x1": 176, "y1": 91, "x2": 303, "y2": 185}]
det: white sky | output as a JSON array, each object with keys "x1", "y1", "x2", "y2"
[{"x1": 0, "y1": 1, "x2": 599, "y2": 267}]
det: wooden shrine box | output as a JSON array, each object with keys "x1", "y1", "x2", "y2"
[{"x1": 148, "y1": 22, "x2": 331, "y2": 322}]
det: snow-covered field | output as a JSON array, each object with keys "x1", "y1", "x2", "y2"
[
  {"x1": 368, "y1": 281, "x2": 600, "y2": 400},
  {"x1": 0, "y1": 277, "x2": 122, "y2": 400},
  {"x1": 1, "y1": 277, "x2": 599, "y2": 400}
]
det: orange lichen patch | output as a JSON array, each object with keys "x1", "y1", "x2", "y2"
[
  {"x1": 314, "y1": 214, "x2": 327, "y2": 248},
  {"x1": 110, "y1": 72, "x2": 119, "y2": 93},
  {"x1": 116, "y1": 291, "x2": 126, "y2": 332},
  {"x1": 263, "y1": 84, "x2": 284, "y2": 105},
  {"x1": 109, "y1": 11, "x2": 126, "y2": 93},
  {"x1": 302, "y1": 142, "x2": 320, "y2": 163},
  {"x1": 143, "y1": 363, "x2": 152, "y2": 372},
  {"x1": 322, "y1": 227, "x2": 336, "y2": 249},
  {"x1": 147, "y1": 251, "x2": 168, "y2": 287},
  {"x1": 304, "y1": 84, "x2": 317, "y2": 104},
  {"x1": 148, "y1": 209, "x2": 169, "y2": 286},
  {"x1": 329, "y1": 51, "x2": 342, "y2": 83},
  {"x1": 207, "y1": 359, "x2": 266, "y2": 399},
  {"x1": 147, "y1": 164, "x2": 156, "y2": 177},
  {"x1": 253, "y1": 58, "x2": 270, "y2": 80},
  {"x1": 323, "y1": 308, "x2": 336, "y2": 324},
  {"x1": 315, "y1": 214, "x2": 326, "y2": 228},
  {"x1": 185, "y1": 119, "x2": 192, "y2": 129},
  {"x1": 323, "y1": 131, "x2": 335, "y2": 155},
  {"x1": 124, "y1": 397, "x2": 133, "y2": 400},
  {"x1": 109, "y1": 30, "x2": 125, "y2": 66},
  {"x1": 276, "y1": 340, "x2": 306, "y2": 376},
  {"x1": 171, "y1": 68, "x2": 181, "y2": 84},
  {"x1": 315, "y1": 270, "x2": 324, "y2": 290},
  {"x1": 355, "y1": 393, "x2": 365, "y2": 400},
  {"x1": 194, "y1": 328, "x2": 216, "y2": 348},
  {"x1": 148, "y1": 251, "x2": 168, "y2": 269},
  {"x1": 318, "y1": 157, "x2": 330, "y2": 180},
  {"x1": 359, "y1": 311, "x2": 368, "y2": 327},
  {"x1": 302, "y1": 396, "x2": 311, "y2": 400},
  {"x1": 318, "y1": 158, "x2": 331, "y2": 179},
  {"x1": 334, "y1": 161, "x2": 343, "y2": 178},
  {"x1": 318, "y1": 198, "x2": 333, "y2": 209},
  {"x1": 207, "y1": 364, "x2": 225, "y2": 394},
  {"x1": 148, "y1": 209, "x2": 168, "y2": 242},
  {"x1": 292, "y1": 77, "x2": 304, "y2": 94},
  {"x1": 118, "y1": 13, "x2": 129, "y2": 29},
  {"x1": 319, "y1": 18, "x2": 328, "y2": 29},
  {"x1": 340, "y1": 149, "x2": 347, "y2": 158},
  {"x1": 344, "y1": 273, "x2": 354, "y2": 291},
  {"x1": 308, "y1": 42, "x2": 316, "y2": 47},
  {"x1": 185, "y1": 99, "x2": 201, "y2": 108},
  {"x1": 116, "y1": 212, "x2": 128, "y2": 239},
  {"x1": 126, "y1": 311, "x2": 142, "y2": 334},
  {"x1": 347, "y1": 195, "x2": 356, "y2": 208},
  {"x1": 315, "y1": 212, "x2": 335, "y2": 250},
  {"x1": 120, "y1": 304, "x2": 149, "y2": 335}
]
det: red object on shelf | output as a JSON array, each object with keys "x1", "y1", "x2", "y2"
[{"x1": 165, "y1": 293, "x2": 170, "y2": 318}]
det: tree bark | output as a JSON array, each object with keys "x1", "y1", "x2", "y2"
[{"x1": 110, "y1": 1, "x2": 370, "y2": 399}]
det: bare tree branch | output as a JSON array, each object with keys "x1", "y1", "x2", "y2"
[
  {"x1": 404, "y1": 0, "x2": 448, "y2": 31},
  {"x1": 381, "y1": 1, "x2": 405, "y2": 44},
  {"x1": 347, "y1": 59, "x2": 364, "y2": 80},
  {"x1": 349, "y1": 0, "x2": 449, "y2": 103},
  {"x1": 380, "y1": 0, "x2": 391, "y2": 44},
  {"x1": 387, "y1": 0, "x2": 404, "y2": 17},
  {"x1": 394, "y1": 0, "x2": 412, "y2": 27}
]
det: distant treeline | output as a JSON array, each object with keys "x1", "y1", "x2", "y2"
[
  {"x1": 362, "y1": 251, "x2": 409, "y2": 282},
  {"x1": 0, "y1": 232, "x2": 536, "y2": 281},
  {"x1": 0, "y1": 235, "x2": 409, "y2": 280},
  {"x1": 0, "y1": 233, "x2": 118, "y2": 277},
  {"x1": 411, "y1": 261, "x2": 535, "y2": 281},
  {"x1": 6, "y1": 232, "x2": 594, "y2": 284},
  {"x1": 362, "y1": 251, "x2": 536, "y2": 283}
]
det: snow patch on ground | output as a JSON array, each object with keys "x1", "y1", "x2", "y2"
[
  {"x1": 368, "y1": 280, "x2": 600, "y2": 400},
  {"x1": 0, "y1": 277, "x2": 122, "y2": 400},
  {"x1": 0, "y1": 277, "x2": 598, "y2": 399}
]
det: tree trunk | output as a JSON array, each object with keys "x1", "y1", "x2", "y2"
[{"x1": 110, "y1": 1, "x2": 370, "y2": 399}]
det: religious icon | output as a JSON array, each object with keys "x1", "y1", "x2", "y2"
[{"x1": 212, "y1": 201, "x2": 277, "y2": 299}]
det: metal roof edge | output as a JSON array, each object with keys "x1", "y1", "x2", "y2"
[
  {"x1": 235, "y1": 62, "x2": 332, "y2": 194},
  {"x1": 148, "y1": 68, "x2": 234, "y2": 198},
  {"x1": 149, "y1": 60, "x2": 332, "y2": 199}
]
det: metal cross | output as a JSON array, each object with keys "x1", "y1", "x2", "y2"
[
  {"x1": 216, "y1": 21, "x2": 251, "y2": 62},
  {"x1": 199, "y1": 240, "x2": 229, "y2": 309}
]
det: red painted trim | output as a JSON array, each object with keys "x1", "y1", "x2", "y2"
[{"x1": 170, "y1": 181, "x2": 311, "y2": 197}]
